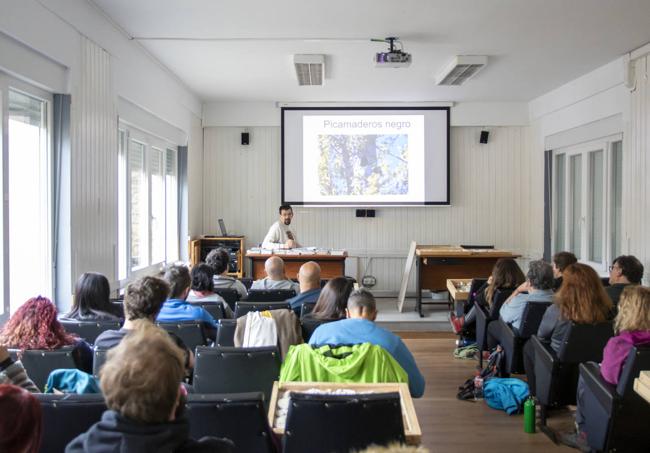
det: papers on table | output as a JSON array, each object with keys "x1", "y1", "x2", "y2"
[{"x1": 247, "y1": 247, "x2": 346, "y2": 256}]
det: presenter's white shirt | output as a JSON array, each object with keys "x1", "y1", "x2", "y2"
[{"x1": 262, "y1": 221, "x2": 300, "y2": 249}]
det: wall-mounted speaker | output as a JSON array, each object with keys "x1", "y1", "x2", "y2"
[
  {"x1": 241, "y1": 132, "x2": 250, "y2": 145},
  {"x1": 355, "y1": 209, "x2": 366, "y2": 218},
  {"x1": 366, "y1": 209, "x2": 376, "y2": 217},
  {"x1": 479, "y1": 130, "x2": 489, "y2": 144}
]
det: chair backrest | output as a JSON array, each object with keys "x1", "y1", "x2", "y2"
[
  {"x1": 185, "y1": 392, "x2": 276, "y2": 453},
  {"x1": 194, "y1": 301, "x2": 226, "y2": 320},
  {"x1": 283, "y1": 392, "x2": 405, "y2": 453},
  {"x1": 300, "y1": 302, "x2": 316, "y2": 318},
  {"x1": 37, "y1": 393, "x2": 106, "y2": 453},
  {"x1": 517, "y1": 301, "x2": 552, "y2": 337},
  {"x1": 234, "y1": 301, "x2": 291, "y2": 318},
  {"x1": 244, "y1": 289, "x2": 296, "y2": 302},
  {"x1": 16, "y1": 347, "x2": 78, "y2": 391},
  {"x1": 617, "y1": 345, "x2": 650, "y2": 398},
  {"x1": 59, "y1": 319, "x2": 123, "y2": 345},
  {"x1": 192, "y1": 346, "x2": 280, "y2": 402},
  {"x1": 216, "y1": 319, "x2": 237, "y2": 346},
  {"x1": 92, "y1": 347, "x2": 109, "y2": 378},
  {"x1": 213, "y1": 288, "x2": 240, "y2": 310},
  {"x1": 488, "y1": 288, "x2": 514, "y2": 318},
  {"x1": 156, "y1": 321, "x2": 208, "y2": 353},
  {"x1": 558, "y1": 321, "x2": 614, "y2": 363},
  {"x1": 300, "y1": 318, "x2": 326, "y2": 342},
  {"x1": 240, "y1": 277, "x2": 253, "y2": 290}
]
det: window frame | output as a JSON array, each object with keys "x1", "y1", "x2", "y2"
[
  {"x1": 0, "y1": 73, "x2": 54, "y2": 321},
  {"x1": 118, "y1": 122, "x2": 179, "y2": 283},
  {"x1": 552, "y1": 134, "x2": 622, "y2": 273}
]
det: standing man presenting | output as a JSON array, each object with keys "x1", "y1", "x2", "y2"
[{"x1": 262, "y1": 204, "x2": 301, "y2": 249}]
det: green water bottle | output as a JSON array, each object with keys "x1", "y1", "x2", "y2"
[{"x1": 524, "y1": 396, "x2": 536, "y2": 433}]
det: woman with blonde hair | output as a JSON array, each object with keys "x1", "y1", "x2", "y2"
[
  {"x1": 450, "y1": 258, "x2": 525, "y2": 334},
  {"x1": 523, "y1": 263, "x2": 613, "y2": 396}
]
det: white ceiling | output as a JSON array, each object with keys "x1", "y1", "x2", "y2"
[{"x1": 92, "y1": 0, "x2": 650, "y2": 103}]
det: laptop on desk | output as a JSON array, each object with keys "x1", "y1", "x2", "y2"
[{"x1": 218, "y1": 219, "x2": 240, "y2": 237}]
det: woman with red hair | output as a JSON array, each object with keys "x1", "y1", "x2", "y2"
[
  {"x1": 0, "y1": 384, "x2": 42, "y2": 453},
  {"x1": 0, "y1": 296, "x2": 93, "y2": 373}
]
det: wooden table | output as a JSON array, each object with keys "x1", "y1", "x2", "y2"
[
  {"x1": 415, "y1": 246, "x2": 520, "y2": 317},
  {"x1": 447, "y1": 278, "x2": 472, "y2": 316},
  {"x1": 246, "y1": 251, "x2": 347, "y2": 280}
]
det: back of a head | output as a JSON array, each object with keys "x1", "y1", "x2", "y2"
[
  {"x1": 163, "y1": 264, "x2": 192, "y2": 299},
  {"x1": 191, "y1": 263, "x2": 215, "y2": 292},
  {"x1": 557, "y1": 263, "x2": 612, "y2": 323},
  {"x1": 124, "y1": 276, "x2": 170, "y2": 321},
  {"x1": 613, "y1": 255, "x2": 644, "y2": 284},
  {"x1": 205, "y1": 248, "x2": 230, "y2": 275},
  {"x1": 313, "y1": 277, "x2": 353, "y2": 320},
  {"x1": 552, "y1": 252, "x2": 578, "y2": 273},
  {"x1": 492, "y1": 258, "x2": 525, "y2": 288},
  {"x1": 69, "y1": 272, "x2": 112, "y2": 317},
  {"x1": 100, "y1": 323, "x2": 184, "y2": 424},
  {"x1": 615, "y1": 285, "x2": 650, "y2": 333},
  {"x1": 0, "y1": 384, "x2": 42, "y2": 453},
  {"x1": 265, "y1": 256, "x2": 285, "y2": 280},
  {"x1": 347, "y1": 289, "x2": 377, "y2": 316},
  {"x1": 299, "y1": 261, "x2": 321, "y2": 287},
  {"x1": 526, "y1": 260, "x2": 555, "y2": 290},
  {"x1": 0, "y1": 296, "x2": 75, "y2": 351}
]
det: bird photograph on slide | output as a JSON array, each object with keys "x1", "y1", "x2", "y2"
[{"x1": 317, "y1": 134, "x2": 409, "y2": 196}]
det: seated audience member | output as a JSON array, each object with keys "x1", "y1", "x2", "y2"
[
  {"x1": 561, "y1": 285, "x2": 650, "y2": 450},
  {"x1": 157, "y1": 264, "x2": 219, "y2": 334},
  {"x1": 66, "y1": 324, "x2": 234, "y2": 453},
  {"x1": 61, "y1": 272, "x2": 122, "y2": 321},
  {"x1": 250, "y1": 256, "x2": 300, "y2": 293},
  {"x1": 309, "y1": 289, "x2": 425, "y2": 397},
  {"x1": 286, "y1": 261, "x2": 322, "y2": 316},
  {"x1": 496, "y1": 260, "x2": 555, "y2": 332},
  {"x1": 302, "y1": 276, "x2": 354, "y2": 323},
  {"x1": 0, "y1": 345, "x2": 39, "y2": 392},
  {"x1": 523, "y1": 263, "x2": 613, "y2": 395},
  {"x1": 186, "y1": 263, "x2": 233, "y2": 318},
  {"x1": 95, "y1": 276, "x2": 194, "y2": 374},
  {"x1": 206, "y1": 248, "x2": 248, "y2": 298},
  {"x1": 0, "y1": 384, "x2": 42, "y2": 453},
  {"x1": 607, "y1": 255, "x2": 644, "y2": 306},
  {"x1": 551, "y1": 251, "x2": 577, "y2": 291},
  {"x1": 450, "y1": 258, "x2": 525, "y2": 334},
  {"x1": 0, "y1": 296, "x2": 92, "y2": 373}
]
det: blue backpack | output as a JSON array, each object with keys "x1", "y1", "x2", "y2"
[
  {"x1": 44, "y1": 369, "x2": 101, "y2": 394},
  {"x1": 483, "y1": 378, "x2": 529, "y2": 415}
]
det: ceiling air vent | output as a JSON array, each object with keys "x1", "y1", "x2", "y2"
[
  {"x1": 435, "y1": 55, "x2": 488, "y2": 86},
  {"x1": 294, "y1": 54, "x2": 325, "y2": 86}
]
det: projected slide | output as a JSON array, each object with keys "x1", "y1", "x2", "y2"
[{"x1": 303, "y1": 115, "x2": 425, "y2": 203}]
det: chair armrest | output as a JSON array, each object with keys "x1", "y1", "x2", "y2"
[
  {"x1": 579, "y1": 362, "x2": 616, "y2": 413},
  {"x1": 531, "y1": 335, "x2": 556, "y2": 373}
]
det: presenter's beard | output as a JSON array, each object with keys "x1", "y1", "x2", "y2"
[{"x1": 283, "y1": 219, "x2": 291, "y2": 225}]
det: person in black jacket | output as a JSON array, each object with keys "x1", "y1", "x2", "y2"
[
  {"x1": 66, "y1": 323, "x2": 233, "y2": 453},
  {"x1": 61, "y1": 272, "x2": 122, "y2": 321},
  {"x1": 551, "y1": 251, "x2": 577, "y2": 291},
  {"x1": 606, "y1": 255, "x2": 644, "y2": 307}
]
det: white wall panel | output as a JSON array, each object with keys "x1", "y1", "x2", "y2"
[
  {"x1": 203, "y1": 126, "x2": 537, "y2": 294},
  {"x1": 70, "y1": 37, "x2": 117, "y2": 283},
  {"x1": 625, "y1": 54, "x2": 650, "y2": 282}
]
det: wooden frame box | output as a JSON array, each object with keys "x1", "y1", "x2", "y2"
[{"x1": 268, "y1": 381, "x2": 422, "y2": 445}]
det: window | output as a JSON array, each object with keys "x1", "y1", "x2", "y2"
[
  {"x1": 118, "y1": 124, "x2": 179, "y2": 280},
  {"x1": 0, "y1": 74, "x2": 53, "y2": 319},
  {"x1": 552, "y1": 136, "x2": 623, "y2": 271}
]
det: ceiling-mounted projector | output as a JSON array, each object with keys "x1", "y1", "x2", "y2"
[{"x1": 372, "y1": 37, "x2": 411, "y2": 68}]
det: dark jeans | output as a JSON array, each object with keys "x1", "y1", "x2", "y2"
[{"x1": 523, "y1": 339, "x2": 536, "y2": 396}]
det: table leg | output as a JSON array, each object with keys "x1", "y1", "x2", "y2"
[{"x1": 416, "y1": 258, "x2": 423, "y2": 317}]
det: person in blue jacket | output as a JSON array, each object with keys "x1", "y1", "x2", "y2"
[
  {"x1": 309, "y1": 289, "x2": 425, "y2": 397},
  {"x1": 157, "y1": 264, "x2": 219, "y2": 339}
]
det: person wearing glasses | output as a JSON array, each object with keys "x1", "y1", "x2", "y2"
[{"x1": 607, "y1": 255, "x2": 644, "y2": 307}]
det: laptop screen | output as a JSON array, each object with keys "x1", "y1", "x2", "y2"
[{"x1": 218, "y1": 219, "x2": 228, "y2": 237}]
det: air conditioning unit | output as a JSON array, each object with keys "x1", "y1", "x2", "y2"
[
  {"x1": 435, "y1": 55, "x2": 488, "y2": 86},
  {"x1": 294, "y1": 54, "x2": 325, "y2": 86}
]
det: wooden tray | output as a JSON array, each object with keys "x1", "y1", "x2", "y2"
[
  {"x1": 268, "y1": 381, "x2": 422, "y2": 445},
  {"x1": 447, "y1": 278, "x2": 472, "y2": 301}
]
